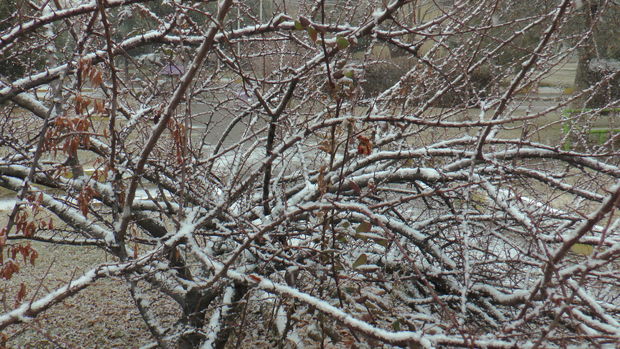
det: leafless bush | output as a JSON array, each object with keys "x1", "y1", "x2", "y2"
[{"x1": 1, "y1": 0, "x2": 619, "y2": 348}]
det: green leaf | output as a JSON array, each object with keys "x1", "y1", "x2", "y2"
[
  {"x1": 343, "y1": 70, "x2": 354, "y2": 78},
  {"x1": 356, "y1": 221, "x2": 372, "y2": 233},
  {"x1": 373, "y1": 237, "x2": 389, "y2": 247},
  {"x1": 294, "y1": 20, "x2": 304, "y2": 30},
  {"x1": 352, "y1": 254, "x2": 367, "y2": 269},
  {"x1": 571, "y1": 243, "x2": 594, "y2": 256},
  {"x1": 307, "y1": 27, "x2": 318, "y2": 42},
  {"x1": 354, "y1": 233, "x2": 368, "y2": 241},
  {"x1": 354, "y1": 232, "x2": 388, "y2": 246},
  {"x1": 392, "y1": 319, "x2": 401, "y2": 331},
  {"x1": 336, "y1": 36, "x2": 350, "y2": 49}
]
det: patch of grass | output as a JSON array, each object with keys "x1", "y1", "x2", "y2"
[{"x1": 563, "y1": 87, "x2": 575, "y2": 95}]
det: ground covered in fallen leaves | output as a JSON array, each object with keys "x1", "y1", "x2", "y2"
[{"x1": 3, "y1": 241, "x2": 180, "y2": 348}]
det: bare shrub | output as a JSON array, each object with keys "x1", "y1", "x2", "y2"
[{"x1": 1, "y1": 0, "x2": 619, "y2": 348}]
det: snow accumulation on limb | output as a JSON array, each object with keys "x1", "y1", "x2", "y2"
[
  {"x1": 0, "y1": 215, "x2": 197, "y2": 329},
  {"x1": 0, "y1": 0, "x2": 151, "y2": 53},
  {"x1": 116, "y1": 0, "x2": 234, "y2": 250},
  {"x1": 200, "y1": 286, "x2": 235, "y2": 349},
  {"x1": 0, "y1": 257, "x2": 146, "y2": 331},
  {"x1": 0, "y1": 174, "x2": 115, "y2": 244},
  {"x1": 0, "y1": 28, "x2": 170, "y2": 103},
  {"x1": 129, "y1": 279, "x2": 174, "y2": 349},
  {"x1": 2, "y1": 0, "x2": 620, "y2": 347},
  {"x1": 186, "y1": 235, "x2": 539, "y2": 349},
  {"x1": 513, "y1": 181, "x2": 620, "y2": 326}
]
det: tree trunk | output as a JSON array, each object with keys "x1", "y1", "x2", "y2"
[
  {"x1": 574, "y1": 1, "x2": 598, "y2": 93},
  {"x1": 573, "y1": 0, "x2": 620, "y2": 108},
  {"x1": 178, "y1": 287, "x2": 219, "y2": 349}
]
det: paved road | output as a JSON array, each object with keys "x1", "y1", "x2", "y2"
[{"x1": 540, "y1": 61, "x2": 577, "y2": 88}]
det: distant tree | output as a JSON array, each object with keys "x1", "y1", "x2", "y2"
[
  {"x1": 1, "y1": 0, "x2": 620, "y2": 348},
  {"x1": 0, "y1": 0, "x2": 35, "y2": 78},
  {"x1": 574, "y1": 0, "x2": 620, "y2": 107}
]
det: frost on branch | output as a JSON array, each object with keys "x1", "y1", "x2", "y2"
[{"x1": 1, "y1": 0, "x2": 619, "y2": 348}]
